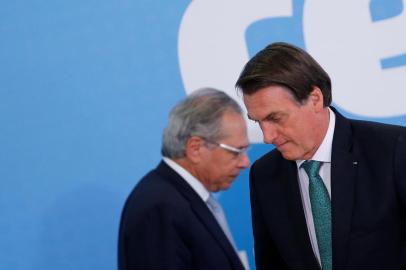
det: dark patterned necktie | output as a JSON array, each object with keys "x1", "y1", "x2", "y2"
[{"x1": 302, "y1": 160, "x2": 332, "y2": 270}]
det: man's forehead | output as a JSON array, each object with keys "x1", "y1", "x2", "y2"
[
  {"x1": 244, "y1": 88, "x2": 301, "y2": 118},
  {"x1": 243, "y1": 85, "x2": 297, "y2": 101}
]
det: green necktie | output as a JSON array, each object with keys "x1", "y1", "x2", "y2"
[{"x1": 302, "y1": 160, "x2": 332, "y2": 270}]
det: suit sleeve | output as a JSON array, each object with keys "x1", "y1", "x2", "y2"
[
  {"x1": 119, "y1": 203, "x2": 191, "y2": 270},
  {"x1": 250, "y1": 163, "x2": 288, "y2": 269}
]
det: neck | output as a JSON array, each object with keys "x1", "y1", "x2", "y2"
[
  {"x1": 173, "y1": 158, "x2": 209, "y2": 188},
  {"x1": 305, "y1": 107, "x2": 330, "y2": 160}
]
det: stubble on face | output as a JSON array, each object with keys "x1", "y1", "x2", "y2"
[{"x1": 243, "y1": 86, "x2": 329, "y2": 161}]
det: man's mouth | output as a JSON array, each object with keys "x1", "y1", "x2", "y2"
[{"x1": 275, "y1": 141, "x2": 288, "y2": 148}]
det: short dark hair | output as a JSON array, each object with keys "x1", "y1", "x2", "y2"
[{"x1": 235, "y1": 42, "x2": 332, "y2": 106}]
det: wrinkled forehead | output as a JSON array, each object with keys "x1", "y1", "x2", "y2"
[{"x1": 243, "y1": 86, "x2": 299, "y2": 119}]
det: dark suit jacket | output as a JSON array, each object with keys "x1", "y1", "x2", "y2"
[
  {"x1": 118, "y1": 161, "x2": 245, "y2": 270},
  {"x1": 250, "y1": 108, "x2": 406, "y2": 270}
]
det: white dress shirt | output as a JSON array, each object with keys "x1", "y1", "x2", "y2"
[
  {"x1": 295, "y1": 108, "x2": 335, "y2": 266},
  {"x1": 162, "y1": 157, "x2": 250, "y2": 270},
  {"x1": 163, "y1": 157, "x2": 210, "y2": 202}
]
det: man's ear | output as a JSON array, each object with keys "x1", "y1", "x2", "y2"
[
  {"x1": 309, "y1": 86, "x2": 325, "y2": 111},
  {"x1": 185, "y1": 136, "x2": 204, "y2": 163}
]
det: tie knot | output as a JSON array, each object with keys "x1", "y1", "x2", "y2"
[{"x1": 301, "y1": 160, "x2": 322, "y2": 177}]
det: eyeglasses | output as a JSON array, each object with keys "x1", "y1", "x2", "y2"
[{"x1": 204, "y1": 138, "x2": 250, "y2": 157}]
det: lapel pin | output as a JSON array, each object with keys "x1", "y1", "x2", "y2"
[{"x1": 353, "y1": 161, "x2": 358, "y2": 165}]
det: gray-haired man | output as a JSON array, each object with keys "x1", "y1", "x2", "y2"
[{"x1": 118, "y1": 88, "x2": 250, "y2": 270}]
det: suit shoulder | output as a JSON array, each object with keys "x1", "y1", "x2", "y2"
[
  {"x1": 351, "y1": 119, "x2": 406, "y2": 133},
  {"x1": 121, "y1": 168, "x2": 190, "y2": 219},
  {"x1": 249, "y1": 148, "x2": 297, "y2": 187},
  {"x1": 252, "y1": 148, "x2": 285, "y2": 171},
  {"x1": 342, "y1": 120, "x2": 406, "y2": 162},
  {"x1": 350, "y1": 119, "x2": 406, "y2": 144}
]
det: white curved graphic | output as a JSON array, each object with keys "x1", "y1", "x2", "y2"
[
  {"x1": 179, "y1": 0, "x2": 406, "y2": 144},
  {"x1": 304, "y1": 0, "x2": 406, "y2": 117},
  {"x1": 178, "y1": 0, "x2": 293, "y2": 143}
]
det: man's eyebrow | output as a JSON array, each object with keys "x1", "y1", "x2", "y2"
[
  {"x1": 264, "y1": 112, "x2": 280, "y2": 120},
  {"x1": 247, "y1": 112, "x2": 280, "y2": 122}
]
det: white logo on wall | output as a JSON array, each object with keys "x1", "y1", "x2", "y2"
[
  {"x1": 304, "y1": 0, "x2": 406, "y2": 117},
  {"x1": 178, "y1": 0, "x2": 406, "y2": 143}
]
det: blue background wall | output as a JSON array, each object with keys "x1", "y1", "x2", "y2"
[{"x1": 1, "y1": 1, "x2": 405, "y2": 269}]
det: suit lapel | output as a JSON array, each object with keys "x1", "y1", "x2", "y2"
[
  {"x1": 330, "y1": 108, "x2": 357, "y2": 269},
  {"x1": 155, "y1": 161, "x2": 244, "y2": 269}
]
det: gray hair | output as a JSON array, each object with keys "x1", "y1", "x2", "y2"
[{"x1": 161, "y1": 88, "x2": 243, "y2": 159}]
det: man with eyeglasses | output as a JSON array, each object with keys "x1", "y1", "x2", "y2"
[{"x1": 118, "y1": 88, "x2": 250, "y2": 270}]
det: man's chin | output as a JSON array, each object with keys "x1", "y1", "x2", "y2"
[
  {"x1": 220, "y1": 181, "x2": 234, "y2": 191},
  {"x1": 279, "y1": 149, "x2": 297, "y2": 161}
]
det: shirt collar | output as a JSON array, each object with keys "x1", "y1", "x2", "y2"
[
  {"x1": 163, "y1": 157, "x2": 210, "y2": 202},
  {"x1": 296, "y1": 107, "x2": 336, "y2": 168}
]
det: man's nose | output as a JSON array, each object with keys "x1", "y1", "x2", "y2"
[
  {"x1": 238, "y1": 152, "x2": 250, "y2": 168},
  {"x1": 260, "y1": 121, "x2": 277, "y2": 144}
]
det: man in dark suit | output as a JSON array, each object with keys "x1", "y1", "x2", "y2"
[
  {"x1": 235, "y1": 42, "x2": 406, "y2": 270},
  {"x1": 118, "y1": 88, "x2": 250, "y2": 270}
]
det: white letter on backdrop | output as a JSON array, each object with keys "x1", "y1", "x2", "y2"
[
  {"x1": 178, "y1": 0, "x2": 293, "y2": 143},
  {"x1": 304, "y1": 0, "x2": 406, "y2": 117}
]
